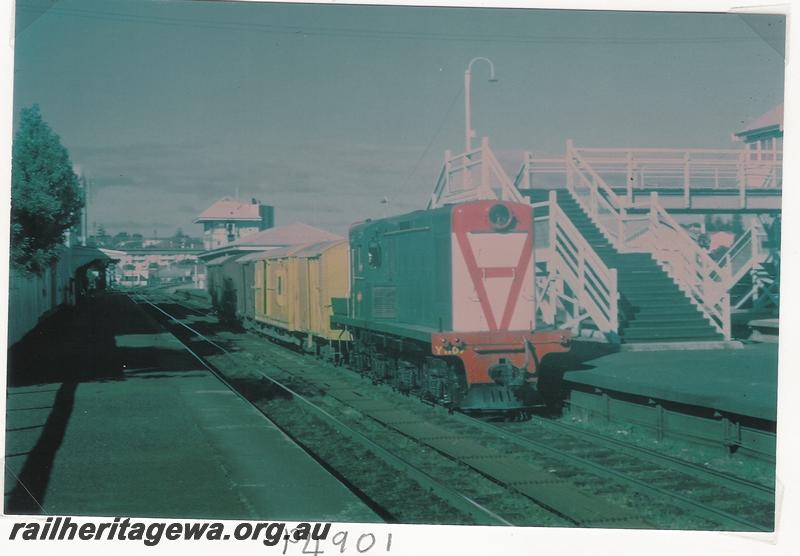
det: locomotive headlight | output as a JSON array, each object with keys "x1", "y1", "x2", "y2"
[{"x1": 488, "y1": 203, "x2": 515, "y2": 231}]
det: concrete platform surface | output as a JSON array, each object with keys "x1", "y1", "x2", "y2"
[
  {"x1": 559, "y1": 341, "x2": 778, "y2": 421},
  {"x1": 5, "y1": 293, "x2": 379, "y2": 522}
]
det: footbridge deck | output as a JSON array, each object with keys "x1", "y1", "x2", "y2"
[{"x1": 517, "y1": 142, "x2": 782, "y2": 213}]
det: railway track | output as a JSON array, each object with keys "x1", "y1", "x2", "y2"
[
  {"x1": 135, "y1": 292, "x2": 774, "y2": 531},
  {"x1": 131, "y1": 294, "x2": 514, "y2": 525}
]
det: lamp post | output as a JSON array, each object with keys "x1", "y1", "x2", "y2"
[{"x1": 464, "y1": 57, "x2": 498, "y2": 152}]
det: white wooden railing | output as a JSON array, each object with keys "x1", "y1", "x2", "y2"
[
  {"x1": 518, "y1": 142, "x2": 782, "y2": 209},
  {"x1": 428, "y1": 137, "x2": 526, "y2": 209},
  {"x1": 717, "y1": 220, "x2": 779, "y2": 310},
  {"x1": 533, "y1": 194, "x2": 619, "y2": 336},
  {"x1": 643, "y1": 201, "x2": 731, "y2": 338},
  {"x1": 718, "y1": 220, "x2": 769, "y2": 288},
  {"x1": 563, "y1": 141, "x2": 732, "y2": 339},
  {"x1": 513, "y1": 155, "x2": 567, "y2": 190}
]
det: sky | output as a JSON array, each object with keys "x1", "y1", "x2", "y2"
[{"x1": 9, "y1": 0, "x2": 786, "y2": 237}]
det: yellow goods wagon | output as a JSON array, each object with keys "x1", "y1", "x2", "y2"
[
  {"x1": 252, "y1": 240, "x2": 351, "y2": 350},
  {"x1": 292, "y1": 240, "x2": 351, "y2": 343},
  {"x1": 252, "y1": 245, "x2": 303, "y2": 331}
]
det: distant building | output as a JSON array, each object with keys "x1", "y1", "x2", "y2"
[
  {"x1": 101, "y1": 247, "x2": 205, "y2": 288},
  {"x1": 734, "y1": 104, "x2": 783, "y2": 162},
  {"x1": 194, "y1": 197, "x2": 275, "y2": 250}
]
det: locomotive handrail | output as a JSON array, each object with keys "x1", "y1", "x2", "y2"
[{"x1": 542, "y1": 191, "x2": 619, "y2": 335}]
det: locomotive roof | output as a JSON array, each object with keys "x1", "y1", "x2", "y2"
[{"x1": 349, "y1": 204, "x2": 453, "y2": 235}]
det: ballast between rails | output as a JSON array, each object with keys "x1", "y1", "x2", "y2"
[
  {"x1": 131, "y1": 293, "x2": 513, "y2": 526},
  {"x1": 140, "y1": 294, "x2": 648, "y2": 527},
  {"x1": 141, "y1": 293, "x2": 773, "y2": 531}
]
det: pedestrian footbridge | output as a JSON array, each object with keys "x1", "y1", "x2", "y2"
[
  {"x1": 425, "y1": 139, "x2": 781, "y2": 344},
  {"x1": 517, "y1": 141, "x2": 782, "y2": 213}
]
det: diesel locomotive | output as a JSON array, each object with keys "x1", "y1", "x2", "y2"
[
  {"x1": 212, "y1": 200, "x2": 571, "y2": 414},
  {"x1": 330, "y1": 200, "x2": 570, "y2": 413}
]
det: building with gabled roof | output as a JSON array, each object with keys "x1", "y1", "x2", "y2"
[
  {"x1": 733, "y1": 104, "x2": 783, "y2": 163},
  {"x1": 735, "y1": 104, "x2": 783, "y2": 141},
  {"x1": 731, "y1": 104, "x2": 783, "y2": 189},
  {"x1": 194, "y1": 197, "x2": 274, "y2": 250}
]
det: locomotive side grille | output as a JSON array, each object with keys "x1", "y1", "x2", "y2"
[{"x1": 372, "y1": 286, "x2": 397, "y2": 319}]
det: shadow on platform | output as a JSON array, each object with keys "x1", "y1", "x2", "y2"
[
  {"x1": 537, "y1": 339, "x2": 619, "y2": 411},
  {"x1": 4, "y1": 293, "x2": 207, "y2": 514}
]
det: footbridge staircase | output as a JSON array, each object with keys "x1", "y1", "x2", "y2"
[
  {"x1": 515, "y1": 141, "x2": 782, "y2": 342},
  {"x1": 518, "y1": 141, "x2": 781, "y2": 343},
  {"x1": 719, "y1": 218, "x2": 780, "y2": 312},
  {"x1": 426, "y1": 139, "x2": 778, "y2": 343},
  {"x1": 530, "y1": 189, "x2": 726, "y2": 342}
]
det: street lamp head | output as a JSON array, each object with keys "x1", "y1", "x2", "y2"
[
  {"x1": 464, "y1": 57, "x2": 498, "y2": 152},
  {"x1": 467, "y1": 56, "x2": 497, "y2": 81}
]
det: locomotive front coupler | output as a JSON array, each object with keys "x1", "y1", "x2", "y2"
[{"x1": 487, "y1": 358, "x2": 532, "y2": 388}]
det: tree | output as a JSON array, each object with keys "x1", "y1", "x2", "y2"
[{"x1": 11, "y1": 105, "x2": 83, "y2": 273}]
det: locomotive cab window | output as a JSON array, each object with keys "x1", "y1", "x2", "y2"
[{"x1": 368, "y1": 242, "x2": 382, "y2": 269}]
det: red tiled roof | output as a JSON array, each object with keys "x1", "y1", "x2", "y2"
[
  {"x1": 205, "y1": 254, "x2": 238, "y2": 267},
  {"x1": 236, "y1": 239, "x2": 346, "y2": 264},
  {"x1": 231, "y1": 222, "x2": 342, "y2": 247},
  {"x1": 236, "y1": 245, "x2": 305, "y2": 263},
  {"x1": 291, "y1": 239, "x2": 347, "y2": 258},
  {"x1": 736, "y1": 104, "x2": 783, "y2": 136},
  {"x1": 194, "y1": 197, "x2": 262, "y2": 222}
]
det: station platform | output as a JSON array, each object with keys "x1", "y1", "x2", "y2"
[
  {"x1": 557, "y1": 342, "x2": 778, "y2": 422},
  {"x1": 5, "y1": 293, "x2": 380, "y2": 522}
]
